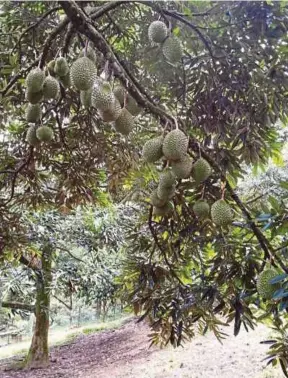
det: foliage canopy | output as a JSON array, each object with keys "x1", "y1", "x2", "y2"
[{"x1": 1, "y1": 0, "x2": 288, "y2": 374}]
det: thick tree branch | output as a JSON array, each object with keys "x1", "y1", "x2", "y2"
[
  {"x1": 61, "y1": 1, "x2": 176, "y2": 127},
  {"x1": 61, "y1": 1, "x2": 286, "y2": 274},
  {"x1": 1, "y1": 301, "x2": 35, "y2": 312}
]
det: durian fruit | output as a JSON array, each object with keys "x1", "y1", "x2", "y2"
[
  {"x1": 98, "y1": 99, "x2": 122, "y2": 122},
  {"x1": 70, "y1": 57, "x2": 97, "y2": 91},
  {"x1": 36, "y1": 125, "x2": 54, "y2": 142},
  {"x1": 257, "y1": 268, "x2": 280, "y2": 300},
  {"x1": 60, "y1": 72, "x2": 71, "y2": 88},
  {"x1": 26, "y1": 104, "x2": 41, "y2": 123},
  {"x1": 191, "y1": 158, "x2": 212, "y2": 183},
  {"x1": 78, "y1": 45, "x2": 97, "y2": 64},
  {"x1": 26, "y1": 68, "x2": 45, "y2": 93},
  {"x1": 55, "y1": 57, "x2": 69, "y2": 77},
  {"x1": 80, "y1": 88, "x2": 92, "y2": 108},
  {"x1": 25, "y1": 88, "x2": 43, "y2": 104},
  {"x1": 148, "y1": 21, "x2": 168, "y2": 43},
  {"x1": 193, "y1": 200, "x2": 210, "y2": 219},
  {"x1": 142, "y1": 136, "x2": 164, "y2": 163},
  {"x1": 43, "y1": 76, "x2": 60, "y2": 100},
  {"x1": 150, "y1": 189, "x2": 167, "y2": 208},
  {"x1": 113, "y1": 86, "x2": 125, "y2": 104},
  {"x1": 91, "y1": 81, "x2": 115, "y2": 111},
  {"x1": 211, "y1": 199, "x2": 233, "y2": 226},
  {"x1": 114, "y1": 108, "x2": 134, "y2": 135},
  {"x1": 113, "y1": 86, "x2": 141, "y2": 116},
  {"x1": 162, "y1": 35, "x2": 183, "y2": 64},
  {"x1": 153, "y1": 201, "x2": 174, "y2": 216},
  {"x1": 159, "y1": 169, "x2": 176, "y2": 189},
  {"x1": 126, "y1": 97, "x2": 141, "y2": 116},
  {"x1": 47, "y1": 60, "x2": 56, "y2": 76},
  {"x1": 171, "y1": 154, "x2": 193, "y2": 179},
  {"x1": 157, "y1": 170, "x2": 176, "y2": 201},
  {"x1": 162, "y1": 129, "x2": 188, "y2": 160},
  {"x1": 157, "y1": 184, "x2": 175, "y2": 201},
  {"x1": 26, "y1": 125, "x2": 40, "y2": 146}
]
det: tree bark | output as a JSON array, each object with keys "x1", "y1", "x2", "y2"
[{"x1": 26, "y1": 244, "x2": 52, "y2": 369}]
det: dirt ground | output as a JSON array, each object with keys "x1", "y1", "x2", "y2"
[{"x1": 0, "y1": 317, "x2": 282, "y2": 378}]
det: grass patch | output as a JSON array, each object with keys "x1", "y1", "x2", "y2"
[{"x1": 82, "y1": 317, "x2": 130, "y2": 335}]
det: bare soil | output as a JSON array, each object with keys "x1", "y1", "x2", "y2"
[{"x1": 0, "y1": 317, "x2": 281, "y2": 378}]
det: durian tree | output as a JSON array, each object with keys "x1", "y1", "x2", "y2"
[
  {"x1": 0, "y1": 205, "x2": 132, "y2": 368},
  {"x1": 1, "y1": 0, "x2": 288, "y2": 373}
]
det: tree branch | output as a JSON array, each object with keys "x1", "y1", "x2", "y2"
[
  {"x1": 1, "y1": 59, "x2": 39, "y2": 97},
  {"x1": 148, "y1": 205, "x2": 184, "y2": 285},
  {"x1": 60, "y1": 1, "x2": 176, "y2": 127},
  {"x1": 53, "y1": 294, "x2": 72, "y2": 310},
  {"x1": 4, "y1": 146, "x2": 34, "y2": 205},
  {"x1": 61, "y1": 0, "x2": 286, "y2": 274},
  {"x1": 12, "y1": 6, "x2": 61, "y2": 53},
  {"x1": 194, "y1": 144, "x2": 288, "y2": 274},
  {"x1": 1, "y1": 301, "x2": 35, "y2": 312},
  {"x1": 19, "y1": 254, "x2": 41, "y2": 272}
]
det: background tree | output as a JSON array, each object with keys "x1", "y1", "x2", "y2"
[
  {"x1": 1, "y1": 0, "x2": 288, "y2": 374},
  {"x1": 0, "y1": 204, "x2": 134, "y2": 367}
]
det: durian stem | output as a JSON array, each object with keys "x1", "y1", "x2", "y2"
[
  {"x1": 173, "y1": 116, "x2": 178, "y2": 130},
  {"x1": 124, "y1": 91, "x2": 128, "y2": 108},
  {"x1": 198, "y1": 142, "x2": 201, "y2": 158},
  {"x1": 221, "y1": 181, "x2": 226, "y2": 199},
  {"x1": 201, "y1": 185, "x2": 205, "y2": 200},
  {"x1": 37, "y1": 54, "x2": 42, "y2": 68},
  {"x1": 54, "y1": 47, "x2": 62, "y2": 60},
  {"x1": 84, "y1": 39, "x2": 89, "y2": 57}
]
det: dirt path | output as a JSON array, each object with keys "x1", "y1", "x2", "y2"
[{"x1": 0, "y1": 318, "x2": 282, "y2": 378}]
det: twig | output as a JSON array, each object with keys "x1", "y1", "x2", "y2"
[
  {"x1": 57, "y1": 245, "x2": 85, "y2": 263},
  {"x1": 53, "y1": 294, "x2": 72, "y2": 310},
  {"x1": 4, "y1": 147, "x2": 34, "y2": 205},
  {"x1": 148, "y1": 206, "x2": 184, "y2": 285},
  {"x1": 63, "y1": 23, "x2": 75, "y2": 55},
  {"x1": 1, "y1": 58, "x2": 39, "y2": 97},
  {"x1": 12, "y1": 6, "x2": 61, "y2": 53}
]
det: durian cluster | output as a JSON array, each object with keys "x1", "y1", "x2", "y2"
[
  {"x1": 142, "y1": 129, "x2": 233, "y2": 225},
  {"x1": 24, "y1": 44, "x2": 141, "y2": 147},
  {"x1": 70, "y1": 45, "x2": 140, "y2": 136},
  {"x1": 148, "y1": 21, "x2": 183, "y2": 64},
  {"x1": 25, "y1": 62, "x2": 61, "y2": 145}
]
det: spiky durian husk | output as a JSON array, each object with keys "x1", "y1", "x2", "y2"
[
  {"x1": 162, "y1": 129, "x2": 188, "y2": 160},
  {"x1": 36, "y1": 125, "x2": 54, "y2": 142},
  {"x1": 26, "y1": 68, "x2": 45, "y2": 93},
  {"x1": 148, "y1": 21, "x2": 168, "y2": 43},
  {"x1": 55, "y1": 57, "x2": 69, "y2": 77},
  {"x1": 43, "y1": 76, "x2": 60, "y2": 100},
  {"x1": 70, "y1": 57, "x2": 97, "y2": 91},
  {"x1": 142, "y1": 136, "x2": 164, "y2": 163},
  {"x1": 211, "y1": 200, "x2": 233, "y2": 226},
  {"x1": 26, "y1": 104, "x2": 41, "y2": 123},
  {"x1": 114, "y1": 108, "x2": 134, "y2": 135}
]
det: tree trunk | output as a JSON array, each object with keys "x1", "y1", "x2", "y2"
[{"x1": 26, "y1": 244, "x2": 52, "y2": 369}]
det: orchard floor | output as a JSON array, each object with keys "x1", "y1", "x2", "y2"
[{"x1": 0, "y1": 317, "x2": 283, "y2": 378}]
